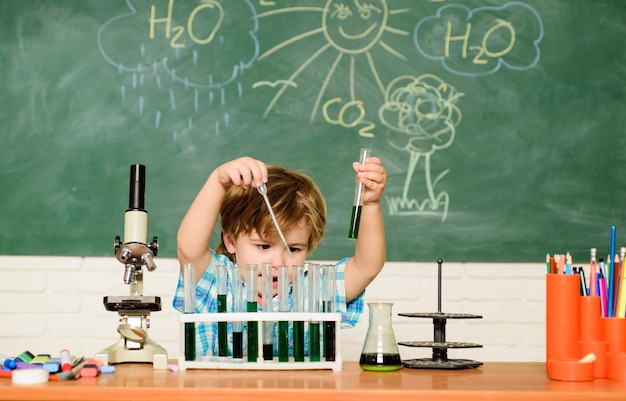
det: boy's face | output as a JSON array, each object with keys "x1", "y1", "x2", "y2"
[{"x1": 223, "y1": 218, "x2": 311, "y2": 301}]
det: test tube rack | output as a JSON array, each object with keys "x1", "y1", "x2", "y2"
[
  {"x1": 178, "y1": 312, "x2": 342, "y2": 372},
  {"x1": 398, "y1": 259, "x2": 483, "y2": 370}
]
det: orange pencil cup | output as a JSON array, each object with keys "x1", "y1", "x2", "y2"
[
  {"x1": 546, "y1": 274, "x2": 581, "y2": 374},
  {"x1": 603, "y1": 317, "x2": 626, "y2": 353},
  {"x1": 580, "y1": 296, "x2": 603, "y2": 341}
]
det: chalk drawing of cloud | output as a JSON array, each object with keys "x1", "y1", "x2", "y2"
[
  {"x1": 97, "y1": 0, "x2": 259, "y2": 89},
  {"x1": 414, "y1": 1, "x2": 543, "y2": 77}
]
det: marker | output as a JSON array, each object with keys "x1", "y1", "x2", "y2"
[
  {"x1": 60, "y1": 349, "x2": 72, "y2": 373},
  {"x1": 0, "y1": 354, "x2": 16, "y2": 370}
]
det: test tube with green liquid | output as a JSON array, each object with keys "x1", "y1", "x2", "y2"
[
  {"x1": 322, "y1": 264, "x2": 336, "y2": 361},
  {"x1": 246, "y1": 264, "x2": 259, "y2": 362},
  {"x1": 307, "y1": 263, "x2": 321, "y2": 362},
  {"x1": 232, "y1": 264, "x2": 243, "y2": 359},
  {"x1": 349, "y1": 148, "x2": 371, "y2": 239},
  {"x1": 217, "y1": 263, "x2": 228, "y2": 357},
  {"x1": 277, "y1": 265, "x2": 290, "y2": 362},
  {"x1": 183, "y1": 263, "x2": 196, "y2": 361},
  {"x1": 292, "y1": 265, "x2": 305, "y2": 362},
  {"x1": 262, "y1": 263, "x2": 274, "y2": 361}
]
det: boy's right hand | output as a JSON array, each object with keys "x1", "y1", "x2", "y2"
[{"x1": 214, "y1": 157, "x2": 268, "y2": 190}]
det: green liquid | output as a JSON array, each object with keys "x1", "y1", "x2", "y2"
[
  {"x1": 324, "y1": 321, "x2": 336, "y2": 361},
  {"x1": 263, "y1": 343, "x2": 273, "y2": 360},
  {"x1": 247, "y1": 301, "x2": 258, "y2": 362},
  {"x1": 348, "y1": 205, "x2": 362, "y2": 239},
  {"x1": 233, "y1": 331, "x2": 243, "y2": 359},
  {"x1": 184, "y1": 322, "x2": 196, "y2": 361},
  {"x1": 309, "y1": 322, "x2": 320, "y2": 362},
  {"x1": 278, "y1": 321, "x2": 289, "y2": 362},
  {"x1": 359, "y1": 353, "x2": 402, "y2": 372},
  {"x1": 217, "y1": 294, "x2": 228, "y2": 356},
  {"x1": 293, "y1": 321, "x2": 305, "y2": 362}
]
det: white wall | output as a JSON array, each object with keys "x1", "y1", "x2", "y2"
[{"x1": 0, "y1": 256, "x2": 546, "y2": 363}]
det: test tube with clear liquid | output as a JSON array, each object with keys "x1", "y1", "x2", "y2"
[
  {"x1": 322, "y1": 264, "x2": 336, "y2": 361},
  {"x1": 348, "y1": 148, "x2": 371, "y2": 239},
  {"x1": 232, "y1": 264, "x2": 243, "y2": 359},
  {"x1": 292, "y1": 265, "x2": 306, "y2": 362},
  {"x1": 183, "y1": 263, "x2": 196, "y2": 361},
  {"x1": 277, "y1": 265, "x2": 290, "y2": 362},
  {"x1": 217, "y1": 263, "x2": 228, "y2": 357},
  {"x1": 307, "y1": 263, "x2": 321, "y2": 362},
  {"x1": 262, "y1": 263, "x2": 274, "y2": 360},
  {"x1": 246, "y1": 264, "x2": 259, "y2": 362}
]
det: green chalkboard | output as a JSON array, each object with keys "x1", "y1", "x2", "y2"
[{"x1": 1, "y1": 0, "x2": 625, "y2": 263}]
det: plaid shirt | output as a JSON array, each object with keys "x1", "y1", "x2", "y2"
[{"x1": 172, "y1": 250, "x2": 364, "y2": 357}]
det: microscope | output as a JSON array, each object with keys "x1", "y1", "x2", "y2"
[{"x1": 95, "y1": 164, "x2": 168, "y2": 369}]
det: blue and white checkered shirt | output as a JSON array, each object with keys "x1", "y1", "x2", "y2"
[{"x1": 172, "y1": 250, "x2": 364, "y2": 357}]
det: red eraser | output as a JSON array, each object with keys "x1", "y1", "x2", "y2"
[
  {"x1": 80, "y1": 364, "x2": 100, "y2": 378},
  {"x1": 86, "y1": 359, "x2": 103, "y2": 367}
]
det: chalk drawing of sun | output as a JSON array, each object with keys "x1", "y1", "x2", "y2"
[{"x1": 256, "y1": 0, "x2": 410, "y2": 127}]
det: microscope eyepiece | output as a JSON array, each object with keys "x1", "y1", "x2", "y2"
[{"x1": 128, "y1": 164, "x2": 146, "y2": 211}]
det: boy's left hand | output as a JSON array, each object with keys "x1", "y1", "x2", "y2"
[{"x1": 353, "y1": 157, "x2": 386, "y2": 204}]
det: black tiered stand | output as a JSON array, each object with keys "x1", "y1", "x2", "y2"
[{"x1": 399, "y1": 259, "x2": 483, "y2": 370}]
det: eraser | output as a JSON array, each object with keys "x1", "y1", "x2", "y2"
[
  {"x1": 80, "y1": 364, "x2": 100, "y2": 378},
  {"x1": 86, "y1": 359, "x2": 103, "y2": 367},
  {"x1": 12, "y1": 368, "x2": 49, "y2": 385},
  {"x1": 167, "y1": 363, "x2": 179, "y2": 372},
  {"x1": 99, "y1": 365, "x2": 115, "y2": 374}
]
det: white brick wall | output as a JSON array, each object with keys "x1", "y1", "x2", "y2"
[{"x1": 0, "y1": 256, "x2": 546, "y2": 363}]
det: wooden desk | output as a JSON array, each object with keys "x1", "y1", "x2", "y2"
[{"x1": 1, "y1": 362, "x2": 625, "y2": 401}]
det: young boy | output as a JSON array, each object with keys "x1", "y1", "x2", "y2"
[{"x1": 172, "y1": 156, "x2": 387, "y2": 356}]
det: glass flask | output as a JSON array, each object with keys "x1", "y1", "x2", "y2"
[{"x1": 359, "y1": 302, "x2": 402, "y2": 371}]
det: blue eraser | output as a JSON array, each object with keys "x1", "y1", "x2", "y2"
[
  {"x1": 43, "y1": 358, "x2": 61, "y2": 373},
  {"x1": 99, "y1": 365, "x2": 115, "y2": 374}
]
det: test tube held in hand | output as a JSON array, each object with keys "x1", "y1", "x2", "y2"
[
  {"x1": 183, "y1": 263, "x2": 196, "y2": 361},
  {"x1": 349, "y1": 148, "x2": 371, "y2": 239},
  {"x1": 232, "y1": 264, "x2": 243, "y2": 359},
  {"x1": 217, "y1": 263, "x2": 228, "y2": 357},
  {"x1": 262, "y1": 263, "x2": 274, "y2": 360},
  {"x1": 308, "y1": 263, "x2": 321, "y2": 362},
  {"x1": 246, "y1": 264, "x2": 259, "y2": 362},
  {"x1": 292, "y1": 265, "x2": 306, "y2": 362},
  {"x1": 278, "y1": 266, "x2": 290, "y2": 362}
]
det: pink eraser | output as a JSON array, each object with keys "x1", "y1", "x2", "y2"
[{"x1": 80, "y1": 364, "x2": 100, "y2": 378}]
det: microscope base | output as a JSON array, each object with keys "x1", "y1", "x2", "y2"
[{"x1": 95, "y1": 337, "x2": 168, "y2": 370}]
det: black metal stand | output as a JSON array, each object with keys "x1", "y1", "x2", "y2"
[{"x1": 399, "y1": 259, "x2": 483, "y2": 370}]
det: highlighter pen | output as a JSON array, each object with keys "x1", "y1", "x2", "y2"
[
  {"x1": 348, "y1": 148, "x2": 371, "y2": 239},
  {"x1": 30, "y1": 354, "x2": 50, "y2": 365},
  {"x1": 15, "y1": 351, "x2": 34, "y2": 364}
]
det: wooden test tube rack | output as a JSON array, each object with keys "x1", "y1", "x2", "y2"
[{"x1": 178, "y1": 312, "x2": 342, "y2": 372}]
